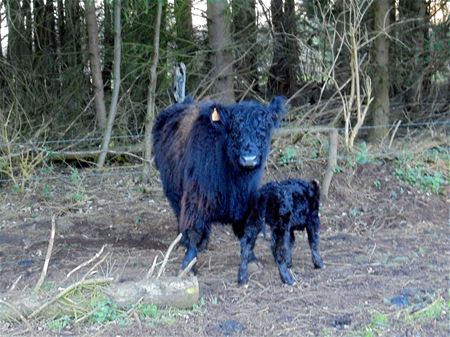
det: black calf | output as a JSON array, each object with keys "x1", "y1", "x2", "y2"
[{"x1": 238, "y1": 179, "x2": 324, "y2": 285}]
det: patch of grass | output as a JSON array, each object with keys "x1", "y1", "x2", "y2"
[
  {"x1": 349, "y1": 207, "x2": 362, "y2": 218},
  {"x1": 192, "y1": 297, "x2": 207, "y2": 314},
  {"x1": 41, "y1": 281, "x2": 55, "y2": 292},
  {"x1": 279, "y1": 146, "x2": 298, "y2": 165},
  {"x1": 72, "y1": 191, "x2": 84, "y2": 203},
  {"x1": 394, "y1": 165, "x2": 445, "y2": 194},
  {"x1": 407, "y1": 298, "x2": 445, "y2": 321},
  {"x1": 370, "y1": 312, "x2": 389, "y2": 328},
  {"x1": 90, "y1": 298, "x2": 129, "y2": 325},
  {"x1": 393, "y1": 146, "x2": 447, "y2": 194},
  {"x1": 355, "y1": 311, "x2": 390, "y2": 337},
  {"x1": 373, "y1": 179, "x2": 381, "y2": 189},
  {"x1": 48, "y1": 315, "x2": 71, "y2": 331},
  {"x1": 137, "y1": 303, "x2": 159, "y2": 320},
  {"x1": 69, "y1": 168, "x2": 81, "y2": 185},
  {"x1": 355, "y1": 142, "x2": 372, "y2": 164},
  {"x1": 11, "y1": 184, "x2": 21, "y2": 194},
  {"x1": 41, "y1": 183, "x2": 53, "y2": 200},
  {"x1": 418, "y1": 246, "x2": 428, "y2": 256},
  {"x1": 69, "y1": 167, "x2": 86, "y2": 202}
]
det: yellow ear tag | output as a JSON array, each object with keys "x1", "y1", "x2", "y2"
[{"x1": 211, "y1": 107, "x2": 220, "y2": 122}]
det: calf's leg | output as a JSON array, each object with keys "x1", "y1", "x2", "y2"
[
  {"x1": 306, "y1": 218, "x2": 323, "y2": 269},
  {"x1": 271, "y1": 227, "x2": 296, "y2": 285}
]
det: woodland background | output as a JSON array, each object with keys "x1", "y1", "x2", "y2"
[{"x1": 0, "y1": 0, "x2": 448, "y2": 183}]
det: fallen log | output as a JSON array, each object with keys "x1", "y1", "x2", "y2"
[
  {"x1": 0, "y1": 276, "x2": 199, "y2": 321},
  {"x1": 106, "y1": 276, "x2": 199, "y2": 309}
]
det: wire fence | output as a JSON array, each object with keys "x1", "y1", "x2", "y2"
[
  {"x1": 0, "y1": 144, "x2": 447, "y2": 185},
  {"x1": 0, "y1": 119, "x2": 448, "y2": 185},
  {"x1": 0, "y1": 119, "x2": 449, "y2": 149}
]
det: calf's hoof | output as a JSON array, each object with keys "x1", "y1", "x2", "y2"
[
  {"x1": 312, "y1": 253, "x2": 324, "y2": 269},
  {"x1": 279, "y1": 266, "x2": 296, "y2": 286},
  {"x1": 237, "y1": 268, "x2": 249, "y2": 286}
]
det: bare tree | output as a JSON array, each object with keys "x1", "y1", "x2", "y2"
[
  {"x1": 98, "y1": 0, "x2": 121, "y2": 167},
  {"x1": 85, "y1": 0, "x2": 107, "y2": 130},
  {"x1": 142, "y1": 0, "x2": 163, "y2": 179},
  {"x1": 368, "y1": 0, "x2": 390, "y2": 142},
  {"x1": 207, "y1": 0, "x2": 235, "y2": 103},
  {"x1": 319, "y1": 0, "x2": 375, "y2": 150}
]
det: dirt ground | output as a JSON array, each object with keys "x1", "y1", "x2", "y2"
[{"x1": 0, "y1": 157, "x2": 448, "y2": 336}]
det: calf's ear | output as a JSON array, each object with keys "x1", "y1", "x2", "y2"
[{"x1": 268, "y1": 96, "x2": 287, "y2": 127}]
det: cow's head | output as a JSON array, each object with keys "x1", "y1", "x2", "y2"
[{"x1": 210, "y1": 97, "x2": 286, "y2": 170}]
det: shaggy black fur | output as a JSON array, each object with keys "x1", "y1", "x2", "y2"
[
  {"x1": 152, "y1": 96, "x2": 286, "y2": 271},
  {"x1": 238, "y1": 179, "x2": 324, "y2": 285}
]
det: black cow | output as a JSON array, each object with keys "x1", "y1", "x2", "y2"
[
  {"x1": 238, "y1": 179, "x2": 324, "y2": 285},
  {"x1": 152, "y1": 97, "x2": 286, "y2": 271}
]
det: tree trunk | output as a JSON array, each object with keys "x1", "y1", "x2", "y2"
[
  {"x1": 98, "y1": 0, "x2": 122, "y2": 167},
  {"x1": 207, "y1": 0, "x2": 235, "y2": 103},
  {"x1": 399, "y1": 0, "x2": 428, "y2": 114},
  {"x1": 142, "y1": 1, "x2": 163, "y2": 180},
  {"x1": 0, "y1": 1, "x2": 3, "y2": 59},
  {"x1": 33, "y1": 0, "x2": 45, "y2": 52},
  {"x1": 85, "y1": 0, "x2": 107, "y2": 130},
  {"x1": 232, "y1": 0, "x2": 258, "y2": 98},
  {"x1": 283, "y1": 0, "x2": 300, "y2": 96},
  {"x1": 369, "y1": 0, "x2": 390, "y2": 142},
  {"x1": 102, "y1": 0, "x2": 114, "y2": 92},
  {"x1": 64, "y1": 0, "x2": 83, "y2": 67},
  {"x1": 22, "y1": 0, "x2": 32, "y2": 55},
  {"x1": 174, "y1": 0, "x2": 194, "y2": 55},
  {"x1": 44, "y1": 0, "x2": 57, "y2": 54},
  {"x1": 6, "y1": 0, "x2": 27, "y2": 65},
  {"x1": 267, "y1": 0, "x2": 288, "y2": 96}
]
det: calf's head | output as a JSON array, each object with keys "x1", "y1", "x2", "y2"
[{"x1": 210, "y1": 97, "x2": 286, "y2": 170}]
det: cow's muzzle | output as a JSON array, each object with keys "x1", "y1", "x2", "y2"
[{"x1": 239, "y1": 155, "x2": 259, "y2": 168}]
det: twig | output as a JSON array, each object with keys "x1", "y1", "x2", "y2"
[
  {"x1": 132, "y1": 310, "x2": 142, "y2": 331},
  {"x1": 178, "y1": 257, "x2": 197, "y2": 278},
  {"x1": 157, "y1": 233, "x2": 182, "y2": 278},
  {"x1": 28, "y1": 277, "x2": 114, "y2": 319},
  {"x1": 321, "y1": 129, "x2": 338, "y2": 202},
  {"x1": 81, "y1": 252, "x2": 110, "y2": 281},
  {"x1": 0, "y1": 299, "x2": 34, "y2": 335},
  {"x1": 66, "y1": 244, "x2": 107, "y2": 279},
  {"x1": 146, "y1": 255, "x2": 159, "y2": 279},
  {"x1": 9, "y1": 275, "x2": 23, "y2": 291},
  {"x1": 388, "y1": 120, "x2": 402, "y2": 149},
  {"x1": 34, "y1": 215, "x2": 56, "y2": 292},
  {"x1": 73, "y1": 307, "x2": 98, "y2": 324},
  {"x1": 368, "y1": 243, "x2": 377, "y2": 263}
]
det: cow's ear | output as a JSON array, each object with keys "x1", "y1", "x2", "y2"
[{"x1": 268, "y1": 96, "x2": 287, "y2": 127}]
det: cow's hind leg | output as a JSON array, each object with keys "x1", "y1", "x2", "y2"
[{"x1": 180, "y1": 227, "x2": 202, "y2": 272}]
